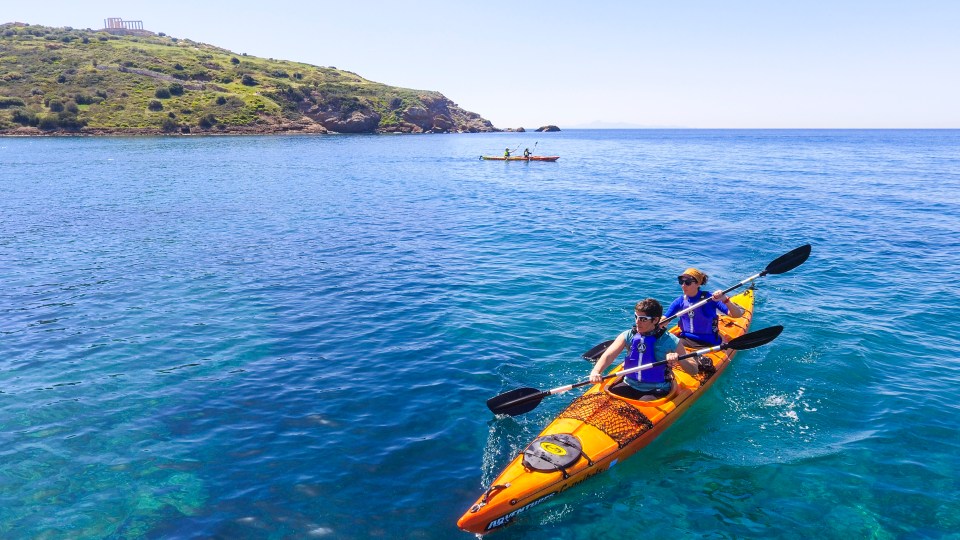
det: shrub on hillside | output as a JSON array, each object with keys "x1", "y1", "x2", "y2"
[
  {"x1": 161, "y1": 118, "x2": 179, "y2": 132},
  {"x1": 38, "y1": 114, "x2": 59, "y2": 130},
  {"x1": 155, "y1": 88, "x2": 172, "y2": 99},
  {"x1": 169, "y1": 83, "x2": 184, "y2": 96},
  {"x1": 57, "y1": 112, "x2": 86, "y2": 130},
  {"x1": 216, "y1": 96, "x2": 227, "y2": 105},
  {"x1": 148, "y1": 100, "x2": 163, "y2": 111},
  {"x1": 241, "y1": 74, "x2": 257, "y2": 86},
  {"x1": 198, "y1": 114, "x2": 217, "y2": 129},
  {"x1": 0, "y1": 97, "x2": 26, "y2": 109},
  {"x1": 48, "y1": 99, "x2": 64, "y2": 112},
  {"x1": 74, "y1": 93, "x2": 98, "y2": 105},
  {"x1": 12, "y1": 109, "x2": 39, "y2": 126}
]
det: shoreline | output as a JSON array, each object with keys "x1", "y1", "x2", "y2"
[{"x1": 0, "y1": 126, "x2": 500, "y2": 137}]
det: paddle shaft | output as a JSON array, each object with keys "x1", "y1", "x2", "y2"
[
  {"x1": 493, "y1": 325, "x2": 783, "y2": 415},
  {"x1": 662, "y1": 272, "x2": 761, "y2": 325},
  {"x1": 664, "y1": 244, "x2": 810, "y2": 325},
  {"x1": 493, "y1": 346, "x2": 724, "y2": 412},
  {"x1": 581, "y1": 290, "x2": 749, "y2": 362}
]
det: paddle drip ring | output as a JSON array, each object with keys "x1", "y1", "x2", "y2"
[{"x1": 522, "y1": 434, "x2": 583, "y2": 474}]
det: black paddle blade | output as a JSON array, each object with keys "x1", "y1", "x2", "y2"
[
  {"x1": 725, "y1": 325, "x2": 784, "y2": 351},
  {"x1": 487, "y1": 387, "x2": 546, "y2": 416},
  {"x1": 582, "y1": 339, "x2": 615, "y2": 361},
  {"x1": 764, "y1": 244, "x2": 811, "y2": 275}
]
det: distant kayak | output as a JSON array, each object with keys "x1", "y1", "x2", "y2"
[{"x1": 480, "y1": 155, "x2": 559, "y2": 162}]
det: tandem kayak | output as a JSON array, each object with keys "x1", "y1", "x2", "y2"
[
  {"x1": 457, "y1": 288, "x2": 756, "y2": 534},
  {"x1": 480, "y1": 155, "x2": 560, "y2": 162}
]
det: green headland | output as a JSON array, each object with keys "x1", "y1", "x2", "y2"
[{"x1": 0, "y1": 22, "x2": 498, "y2": 135}]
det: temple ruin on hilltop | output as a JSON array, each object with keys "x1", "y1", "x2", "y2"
[{"x1": 102, "y1": 18, "x2": 154, "y2": 36}]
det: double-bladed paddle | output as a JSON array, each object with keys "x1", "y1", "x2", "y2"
[
  {"x1": 581, "y1": 244, "x2": 810, "y2": 362},
  {"x1": 487, "y1": 325, "x2": 783, "y2": 417}
]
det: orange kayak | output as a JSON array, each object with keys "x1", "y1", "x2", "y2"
[
  {"x1": 457, "y1": 288, "x2": 755, "y2": 534},
  {"x1": 480, "y1": 155, "x2": 559, "y2": 162}
]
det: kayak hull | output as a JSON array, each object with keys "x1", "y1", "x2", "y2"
[
  {"x1": 480, "y1": 155, "x2": 559, "y2": 162},
  {"x1": 457, "y1": 289, "x2": 755, "y2": 534}
]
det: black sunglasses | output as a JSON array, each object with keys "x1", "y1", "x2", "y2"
[{"x1": 678, "y1": 277, "x2": 698, "y2": 285}]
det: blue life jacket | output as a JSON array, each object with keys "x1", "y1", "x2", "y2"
[
  {"x1": 623, "y1": 330, "x2": 667, "y2": 383},
  {"x1": 677, "y1": 290, "x2": 722, "y2": 345}
]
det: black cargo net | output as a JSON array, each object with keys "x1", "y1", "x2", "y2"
[{"x1": 557, "y1": 392, "x2": 654, "y2": 448}]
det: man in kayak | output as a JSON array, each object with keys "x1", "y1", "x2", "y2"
[
  {"x1": 504, "y1": 147, "x2": 511, "y2": 158},
  {"x1": 588, "y1": 298, "x2": 694, "y2": 399},
  {"x1": 664, "y1": 267, "x2": 745, "y2": 348},
  {"x1": 523, "y1": 147, "x2": 531, "y2": 159}
]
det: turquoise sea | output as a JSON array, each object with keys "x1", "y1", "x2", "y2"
[{"x1": 2, "y1": 130, "x2": 959, "y2": 539}]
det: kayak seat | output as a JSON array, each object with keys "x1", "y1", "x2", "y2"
[{"x1": 608, "y1": 380, "x2": 673, "y2": 401}]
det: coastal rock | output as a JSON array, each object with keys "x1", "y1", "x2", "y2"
[
  {"x1": 402, "y1": 106, "x2": 432, "y2": 129},
  {"x1": 536, "y1": 125, "x2": 561, "y2": 132},
  {"x1": 320, "y1": 110, "x2": 382, "y2": 133},
  {"x1": 401, "y1": 94, "x2": 496, "y2": 134}
]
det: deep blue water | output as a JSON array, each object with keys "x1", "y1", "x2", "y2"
[{"x1": 2, "y1": 130, "x2": 959, "y2": 539}]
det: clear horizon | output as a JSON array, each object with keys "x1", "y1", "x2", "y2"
[{"x1": 6, "y1": 1, "x2": 959, "y2": 129}]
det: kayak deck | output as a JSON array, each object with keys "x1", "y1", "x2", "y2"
[
  {"x1": 480, "y1": 155, "x2": 560, "y2": 162},
  {"x1": 458, "y1": 288, "x2": 755, "y2": 534}
]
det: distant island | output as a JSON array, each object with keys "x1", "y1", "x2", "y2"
[{"x1": 0, "y1": 22, "x2": 500, "y2": 135}]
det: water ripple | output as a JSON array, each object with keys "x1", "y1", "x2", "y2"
[{"x1": 2, "y1": 130, "x2": 959, "y2": 538}]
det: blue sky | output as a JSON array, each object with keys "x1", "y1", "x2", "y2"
[{"x1": 6, "y1": 1, "x2": 959, "y2": 129}]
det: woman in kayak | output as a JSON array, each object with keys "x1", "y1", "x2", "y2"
[
  {"x1": 504, "y1": 147, "x2": 511, "y2": 158},
  {"x1": 664, "y1": 267, "x2": 745, "y2": 348},
  {"x1": 589, "y1": 298, "x2": 694, "y2": 399}
]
